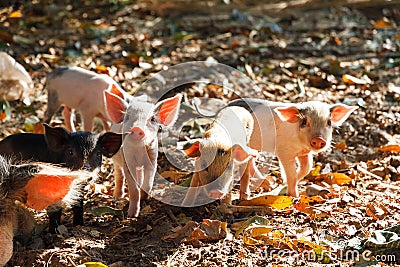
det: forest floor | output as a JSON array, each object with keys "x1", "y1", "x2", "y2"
[{"x1": 1, "y1": 0, "x2": 400, "y2": 266}]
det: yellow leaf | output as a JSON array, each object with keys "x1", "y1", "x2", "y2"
[
  {"x1": 331, "y1": 173, "x2": 352, "y2": 185},
  {"x1": 95, "y1": 65, "x2": 108, "y2": 74},
  {"x1": 298, "y1": 195, "x2": 325, "y2": 204},
  {"x1": 9, "y1": 11, "x2": 22, "y2": 18},
  {"x1": 243, "y1": 225, "x2": 276, "y2": 246},
  {"x1": 376, "y1": 144, "x2": 400, "y2": 153},
  {"x1": 310, "y1": 165, "x2": 321, "y2": 176},
  {"x1": 239, "y1": 195, "x2": 293, "y2": 210},
  {"x1": 342, "y1": 74, "x2": 367, "y2": 85}
]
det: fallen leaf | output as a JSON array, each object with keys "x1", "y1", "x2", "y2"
[
  {"x1": 342, "y1": 74, "x2": 367, "y2": 85},
  {"x1": 376, "y1": 144, "x2": 400, "y2": 153},
  {"x1": 298, "y1": 195, "x2": 325, "y2": 204},
  {"x1": 88, "y1": 207, "x2": 124, "y2": 217},
  {"x1": 373, "y1": 18, "x2": 394, "y2": 28},
  {"x1": 366, "y1": 202, "x2": 389, "y2": 220},
  {"x1": 310, "y1": 165, "x2": 321, "y2": 176},
  {"x1": 331, "y1": 173, "x2": 352, "y2": 185},
  {"x1": 95, "y1": 65, "x2": 108, "y2": 74},
  {"x1": 238, "y1": 195, "x2": 293, "y2": 210},
  {"x1": 335, "y1": 142, "x2": 347, "y2": 150},
  {"x1": 9, "y1": 10, "x2": 23, "y2": 18},
  {"x1": 294, "y1": 203, "x2": 330, "y2": 218},
  {"x1": 163, "y1": 219, "x2": 228, "y2": 244},
  {"x1": 235, "y1": 216, "x2": 269, "y2": 237}
]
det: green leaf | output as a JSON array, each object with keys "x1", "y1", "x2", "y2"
[{"x1": 235, "y1": 215, "x2": 269, "y2": 238}]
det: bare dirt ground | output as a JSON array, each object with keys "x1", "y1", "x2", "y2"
[{"x1": 1, "y1": 0, "x2": 400, "y2": 266}]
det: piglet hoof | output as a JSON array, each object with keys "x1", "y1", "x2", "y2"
[
  {"x1": 127, "y1": 206, "x2": 140, "y2": 218},
  {"x1": 287, "y1": 188, "x2": 299, "y2": 198},
  {"x1": 221, "y1": 193, "x2": 232, "y2": 204},
  {"x1": 239, "y1": 191, "x2": 250, "y2": 200},
  {"x1": 113, "y1": 190, "x2": 123, "y2": 199}
]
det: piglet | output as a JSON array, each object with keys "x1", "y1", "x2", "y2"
[
  {"x1": 0, "y1": 155, "x2": 89, "y2": 266},
  {"x1": 229, "y1": 99, "x2": 358, "y2": 197},
  {"x1": 181, "y1": 105, "x2": 262, "y2": 206},
  {"x1": 0, "y1": 124, "x2": 123, "y2": 232},
  {"x1": 105, "y1": 89, "x2": 182, "y2": 217},
  {"x1": 44, "y1": 66, "x2": 130, "y2": 132}
]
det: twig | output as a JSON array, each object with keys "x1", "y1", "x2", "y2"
[
  {"x1": 167, "y1": 249, "x2": 181, "y2": 267},
  {"x1": 165, "y1": 208, "x2": 178, "y2": 223},
  {"x1": 357, "y1": 165, "x2": 384, "y2": 180},
  {"x1": 82, "y1": 248, "x2": 91, "y2": 257},
  {"x1": 67, "y1": 256, "x2": 77, "y2": 267}
]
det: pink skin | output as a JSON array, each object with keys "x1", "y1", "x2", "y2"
[
  {"x1": 105, "y1": 90, "x2": 182, "y2": 217},
  {"x1": 236, "y1": 100, "x2": 358, "y2": 198},
  {"x1": 44, "y1": 66, "x2": 130, "y2": 132}
]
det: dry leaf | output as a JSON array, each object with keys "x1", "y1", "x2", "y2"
[
  {"x1": 366, "y1": 202, "x2": 389, "y2": 220},
  {"x1": 294, "y1": 203, "x2": 329, "y2": 218},
  {"x1": 373, "y1": 18, "x2": 394, "y2": 28},
  {"x1": 342, "y1": 74, "x2": 367, "y2": 85},
  {"x1": 310, "y1": 165, "x2": 321, "y2": 176},
  {"x1": 376, "y1": 144, "x2": 400, "y2": 153},
  {"x1": 330, "y1": 173, "x2": 352, "y2": 185},
  {"x1": 298, "y1": 195, "x2": 325, "y2": 204},
  {"x1": 239, "y1": 195, "x2": 293, "y2": 210},
  {"x1": 9, "y1": 11, "x2": 23, "y2": 18},
  {"x1": 334, "y1": 142, "x2": 347, "y2": 150}
]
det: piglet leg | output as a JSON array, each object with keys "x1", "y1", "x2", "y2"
[
  {"x1": 124, "y1": 165, "x2": 141, "y2": 217},
  {"x1": 297, "y1": 154, "x2": 313, "y2": 181},
  {"x1": 112, "y1": 152, "x2": 125, "y2": 198},
  {"x1": 277, "y1": 155, "x2": 298, "y2": 197},
  {"x1": 80, "y1": 111, "x2": 95, "y2": 132},
  {"x1": 182, "y1": 172, "x2": 201, "y2": 206},
  {"x1": 47, "y1": 204, "x2": 63, "y2": 234},
  {"x1": 62, "y1": 106, "x2": 75, "y2": 132}
]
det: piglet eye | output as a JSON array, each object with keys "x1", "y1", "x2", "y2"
[
  {"x1": 300, "y1": 118, "x2": 308, "y2": 128},
  {"x1": 217, "y1": 149, "x2": 227, "y2": 156},
  {"x1": 149, "y1": 116, "x2": 158, "y2": 124},
  {"x1": 327, "y1": 119, "x2": 332, "y2": 126},
  {"x1": 68, "y1": 149, "x2": 74, "y2": 156}
]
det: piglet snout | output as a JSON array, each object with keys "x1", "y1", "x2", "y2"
[
  {"x1": 130, "y1": 126, "x2": 145, "y2": 141},
  {"x1": 310, "y1": 137, "x2": 326, "y2": 150}
]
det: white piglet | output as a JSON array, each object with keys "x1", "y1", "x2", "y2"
[
  {"x1": 229, "y1": 99, "x2": 358, "y2": 197},
  {"x1": 45, "y1": 66, "x2": 130, "y2": 132},
  {"x1": 105, "y1": 89, "x2": 182, "y2": 217}
]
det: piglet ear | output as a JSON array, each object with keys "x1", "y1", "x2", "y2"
[
  {"x1": 44, "y1": 124, "x2": 70, "y2": 151},
  {"x1": 98, "y1": 132, "x2": 123, "y2": 158},
  {"x1": 104, "y1": 90, "x2": 128, "y2": 123},
  {"x1": 108, "y1": 84, "x2": 125, "y2": 99},
  {"x1": 154, "y1": 94, "x2": 182, "y2": 127},
  {"x1": 183, "y1": 140, "x2": 202, "y2": 158},
  {"x1": 24, "y1": 166, "x2": 84, "y2": 210},
  {"x1": 330, "y1": 104, "x2": 358, "y2": 126},
  {"x1": 274, "y1": 106, "x2": 300, "y2": 123}
]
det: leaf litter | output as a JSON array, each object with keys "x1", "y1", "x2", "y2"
[{"x1": 1, "y1": 0, "x2": 400, "y2": 266}]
